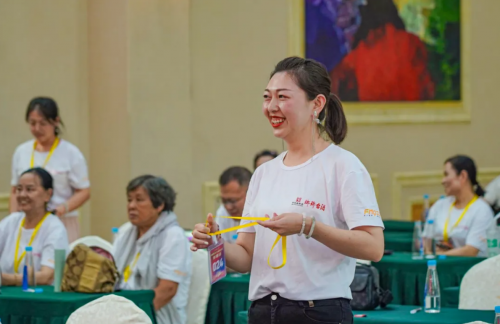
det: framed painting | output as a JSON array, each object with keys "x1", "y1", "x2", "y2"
[{"x1": 288, "y1": 0, "x2": 470, "y2": 124}]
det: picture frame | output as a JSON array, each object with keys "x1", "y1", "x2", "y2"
[{"x1": 288, "y1": 0, "x2": 470, "y2": 125}]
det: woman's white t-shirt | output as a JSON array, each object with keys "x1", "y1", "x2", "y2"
[
  {"x1": 423, "y1": 196, "x2": 493, "y2": 257},
  {"x1": 238, "y1": 144, "x2": 384, "y2": 301},
  {"x1": 11, "y1": 139, "x2": 90, "y2": 217},
  {"x1": 0, "y1": 212, "x2": 69, "y2": 274}
]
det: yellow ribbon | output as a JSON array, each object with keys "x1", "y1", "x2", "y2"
[
  {"x1": 208, "y1": 216, "x2": 287, "y2": 269},
  {"x1": 123, "y1": 252, "x2": 141, "y2": 282},
  {"x1": 14, "y1": 212, "x2": 50, "y2": 273},
  {"x1": 443, "y1": 195, "x2": 478, "y2": 242},
  {"x1": 30, "y1": 137, "x2": 60, "y2": 168}
]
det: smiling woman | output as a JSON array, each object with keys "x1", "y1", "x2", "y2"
[
  {"x1": 422, "y1": 155, "x2": 493, "y2": 257},
  {"x1": 192, "y1": 57, "x2": 385, "y2": 324},
  {"x1": 0, "y1": 167, "x2": 69, "y2": 286},
  {"x1": 9, "y1": 97, "x2": 91, "y2": 243}
]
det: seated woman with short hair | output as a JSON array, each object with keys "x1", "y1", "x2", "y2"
[
  {"x1": 0, "y1": 167, "x2": 69, "y2": 285},
  {"x1": 423, "y1": 155, "x2": 493, "y2": 257},
  {"x1": 113, "y1": 175, "x2": 192, "y2": 324}
]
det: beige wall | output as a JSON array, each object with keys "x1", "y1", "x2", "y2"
[
  {"x1": 0, "y1": 0, "x2": 89, "y2": 231},
  {"x1": 1, "y1": 0, "x2": 500, "y2": 238}
]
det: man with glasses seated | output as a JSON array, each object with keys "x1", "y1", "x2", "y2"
[{"x1": 215, "y1": 166, "x2": 252, "y2": 244}]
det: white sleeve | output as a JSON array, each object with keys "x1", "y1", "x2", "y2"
[
  {"x1": 484, "y1": 177, "x2": 500, "y2": 206},
  {"x1": 237, "y1": 174, "x2": 257, "y2": 234},
  {"x1": 11, "y1": 149, "x2": 20, "y2": 186},
  {"x1": 0, "y1": 217, "x2": 9, "y2": 256},
  {"x1": 465, "y1": 206, "x2": 494, "y2": 251},
  {"x1": 341, "y1": 171, "x2": 385, "y2": 230},
  {"x1": 68, "y1": 149, "x2": 90, "y2": 189},
  {"x1": 41, "y1": 222, "x2": 69, "y2": 269},
  {"x1": 157, "y1": 228, "x2": 190, "y2": 283}
]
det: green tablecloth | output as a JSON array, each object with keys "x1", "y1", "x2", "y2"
[
  {"x1": 384, "y1": 220, "x2": 414, "y2": 233},
  {"x1": 442, "y1": 286, "x2": 460, "y2": 308},
  {"x1": 238, "y1": 305, "x2": 494, "y2": 324},
  {"x1": 205, "y1": 273, "x2": 251, "y2": 324},
  {"x1": 384, "y1": 232, "x2": 413, "y2": 252},
  {"x1": 0, "y1": 286, "x2": 156, "y2": 324},
  {"x1": 373, "y1": 252, "x2": 483, "y2": 306}
]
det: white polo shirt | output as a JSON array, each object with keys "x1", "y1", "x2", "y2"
[
  {"x1": 423, "y1": 196, "x2": 493, "y2": 257},
  {"x1": 0, "y1": 212, "x2": 69, "y2": 274},
  {"x1": 215, "y1": 205, "x2": 240, "y2": 244},
  {"x1": 11, "y1": 139, "x2": 90, "y2": 217},
  {"x1": 238, "y1": 144, "x2": 384, "y2": 301}
]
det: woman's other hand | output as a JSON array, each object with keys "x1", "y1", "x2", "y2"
[
  {"x1": 257, "y1": 213, "x2": 304, "y2": 236},
  {"x1": 191, "y1": 213, "x2": 218, "y2": 251}
]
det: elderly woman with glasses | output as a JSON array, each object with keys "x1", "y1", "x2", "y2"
[{"x1": 113, "y1": 175, "x2": 192, "y2": 324}]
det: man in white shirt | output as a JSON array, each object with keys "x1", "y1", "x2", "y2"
[{"x1": 215, "y1": 167, "x2": 252, "y2": 244}]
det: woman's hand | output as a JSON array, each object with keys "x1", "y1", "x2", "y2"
[
  {"x1": 257, "y1": 213, "x2": 304, "y2": 236},
  {"x1": 191, "y1": 213, "x2": 219, "y2": 251},
  {"x1": 54, "y1": 204, "x2": 67, "y2": 217}
]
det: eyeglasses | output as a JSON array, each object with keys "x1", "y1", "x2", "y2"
[{"x1": 218, "y1": 196, "x2": 244, "y2": 208}]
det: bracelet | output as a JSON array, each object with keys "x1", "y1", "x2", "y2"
[
  {"x1": 298, "y1": 213, "x2": 306, "y2": 236},
  {"x1": 305, "y1": 216, "x2": 316, "y2": 239}
]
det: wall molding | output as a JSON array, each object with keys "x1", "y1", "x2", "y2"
[
  {"x1": 0, "y1": 193, "x2": 9, "y2": 213},
  {"x1": 393, "y1": 168, "x2": 500, "y2": 220}
]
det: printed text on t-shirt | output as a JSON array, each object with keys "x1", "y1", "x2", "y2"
[{"x1": 292, "y1": 197, "x2": 326, "y2": 211}]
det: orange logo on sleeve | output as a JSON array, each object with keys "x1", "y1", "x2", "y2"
[{"x1": 363, "y1": 209, "x2": 380, "y2": 217}]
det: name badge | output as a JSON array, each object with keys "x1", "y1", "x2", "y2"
[{"x1": 208, "y1": 238, "x2": 226, "y2": 284}]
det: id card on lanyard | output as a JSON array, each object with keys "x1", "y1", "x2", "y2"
[{"x1": 207, "y1": 237, "x2": 226, "y2": 284}]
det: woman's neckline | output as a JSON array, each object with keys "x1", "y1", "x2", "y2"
[{"x1": 279, "y1": 144, "x2": 333, "y2": 171}]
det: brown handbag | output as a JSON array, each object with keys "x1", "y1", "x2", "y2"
[{"x1": 61, "y1": 243, "x2": 119, "y2": 293}]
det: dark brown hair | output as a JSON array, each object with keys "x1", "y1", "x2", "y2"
[
  {"x1": 270, "y1": 57, "x2": 347, "y2": 144},
  {"x1": 25, "y1": 97, "x2": 64, "y2": 135}
]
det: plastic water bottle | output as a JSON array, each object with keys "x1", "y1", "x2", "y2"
[
  {"x1": 425, "y1": 219, "x2": 436, "y2": 257},
  {"x1": 24, "y1": 246, "x2": 36, "y2": 288},
  {"x1": 112, "y1": 227, "x2": 119, "y2": 244},
  {"x1": 487, "y1": 214, "x2": 500, "y2": 257},
  {"x1": 494, "y1": 306, "x2": 500, "y2": 324},
  {"x1": 412, "y1": 221, "x2": 424, "y2": 259},
  {"x1": 424, "y1": 259, "x2": 440, "y2": 313},
  {"x1": 422, "y1": 194, "x2": 430, "y2": 222}
]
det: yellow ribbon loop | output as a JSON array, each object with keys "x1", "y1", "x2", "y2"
[
  {"x1": 443, "y1": 195, "x2": 478, "y2": 242},
  {"x1": 206, "y1": 216, "x2": 287, "y2": 269},
  {"x1": 30, "y1": 137, "x2": 60, "y2": 168}
]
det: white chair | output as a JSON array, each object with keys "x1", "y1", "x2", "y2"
[
  {"x1": 70, "y1": 235, "x2": 113, "y2": 253},
  {"x1": 459, "y1": 254, "x2": 500, "y2": 310},
  {"x1": 186, "y1": 249, "x2": 211, "y2": 324}
]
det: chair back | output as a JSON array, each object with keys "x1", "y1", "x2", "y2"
[
  {"x1": 459, "y1": 254, "x2": 500, "y2": 310},
  {"x1": 70, "y1": 236, "x2": 113, "y2": 253},
  {"x1": 185, "y1": 249, "x2": 211, "y2": 324}
]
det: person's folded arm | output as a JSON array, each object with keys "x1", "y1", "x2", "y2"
[
  {"x1": 442, "y1": 245, "x2": 479, "y2": 257},
  {"x1": 153, "y1": 279, "x2": 179, "y2": 310}
]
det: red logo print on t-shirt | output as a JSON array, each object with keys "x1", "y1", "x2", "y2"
[{"x1": 292, "y1": 197, "x2": 325, "y2": 211}]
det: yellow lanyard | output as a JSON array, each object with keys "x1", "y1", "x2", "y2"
[
  {"x1": 14, "y1": 212, "x2": 50, "y2": 273},
  {"x1": 123, "y1": 252, "x2": 141, "y2": 282},
  {"x1": 443, "y1": 195, "x2": 478, "y2": 242},
  {"x1": 30, "y1": 137, "x2": 60, "y2": 168},
  {"x1": 208, "y1": 216, "x2": 287, "y2": 270}
]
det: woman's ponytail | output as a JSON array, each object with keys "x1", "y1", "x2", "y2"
[{"x1": 324, "y1": 93, "x2": 348, "y2": 145}]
